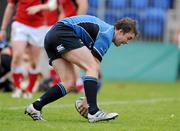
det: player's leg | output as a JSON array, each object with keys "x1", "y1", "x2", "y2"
[
  {"x1": 25, "y1": 58, "x2": 76, "y2": 120},
  {"x1": 11, "y1": 41, "x2": 27, "y2": 98},
  {"x1": 62, "y1": 47, "x2": 118, "y2": 122},
  {"x1": 11, "y1": 40, "x2": 28, "y2": 98},
  {"x1": 74, "y1": 66, "x2": 103, "y2": 93},
  {"x1": 75, "y1": 70, "x2": 102, "y2": 119},
  {"x1": 24, "y1": 45, "x2": 41, "y2": 99},
  {"x1": 63, "y1": 46, "x2": 99, "y2": 113},
  {"x1": 23, "y1": 25, "x2": 47, "y2": 99},
  {"x1": 73, "y1": 65, "x2": 83, "y2": 93},
  {"x1": 11, "y1": 21, "x2": 29, "y2": 98}
]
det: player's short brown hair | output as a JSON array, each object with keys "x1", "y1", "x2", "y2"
[{"x1": 114, "y1": 17, "x2": 139, "y2": 37}]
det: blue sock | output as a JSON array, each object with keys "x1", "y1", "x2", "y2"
[
  {"x1": 96, "y1": 80, "x2": 102, "y2": 92},
  {"x1": 33, "y1": 83, "x2": 66, "y2": 111}
]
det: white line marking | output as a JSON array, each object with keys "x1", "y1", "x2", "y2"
[{"x1": 1, "y1": 97, "x2": 179, "y2": 110}]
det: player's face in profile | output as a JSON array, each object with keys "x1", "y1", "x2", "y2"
[{"x1": 114, "y1": 30, "x2": 135, "y2": 46}]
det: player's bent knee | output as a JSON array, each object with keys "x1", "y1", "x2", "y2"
[
  {"x1": 61, "y1": 80, "x2": 76, "y2": 93},
  {"x1": 13, "y1": 52, "x2": 23, "y2": 60},
  {"x1": 12, "y1": 55, "x2": 22, "y2": 65},
  {"x1": 86, "y1": 64, "x2": 99, "y2": 78}
]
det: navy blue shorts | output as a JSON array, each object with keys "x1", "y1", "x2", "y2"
[{"x1": 44, "y1": 22, "x2": 84, "y2": 65}]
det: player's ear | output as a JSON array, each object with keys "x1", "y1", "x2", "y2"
[{"x1": 118, "y1": 29, "x2": 124, "y2": 35}]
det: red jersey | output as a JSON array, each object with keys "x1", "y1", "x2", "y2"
[
  {"x1": 59, "y1": 0, "x2": 77, "y2": 17},
  {"x1": 8, "y1": 0, "x2": 44, "y2": 27},
  {"x1": 43, "y1": 0, "x2": 59, "y2": 26}
]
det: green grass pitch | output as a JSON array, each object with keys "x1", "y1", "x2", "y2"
[{"x1": 0, "y1": 81, "x2": 180, "y2": 131}]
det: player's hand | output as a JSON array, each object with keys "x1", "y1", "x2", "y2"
[
  {"x1": 0, "y1": 30, "x2": 7, "y2": 41},
  {"x1": 78, "y1": 98, "x2": 88, "y2": 118},
  {"x1": 26, "y1": 5, "x2": 41, "y2": 15}
]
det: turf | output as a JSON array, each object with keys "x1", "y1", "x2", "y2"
[{"x1": 0, "y1": 81, "x2": 180, "y2": 131}]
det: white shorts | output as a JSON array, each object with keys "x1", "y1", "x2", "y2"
[{"x1": 11, "y1": 21, "x2": 48, "y2": 47}]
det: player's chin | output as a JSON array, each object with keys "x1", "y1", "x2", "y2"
[{"x1": 114, "y1": 43, "x2": 121, "y2": 47}]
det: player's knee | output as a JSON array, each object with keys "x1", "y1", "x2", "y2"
[
  {"x1": 30, "y1": 62, "x2": 38, "y2": 69},
  {"x1": 61, "y1": 80, "x2": 76, "y2": 92},
  {"x1": 92, "y1": 64, "x2": 99, "y2": 73},
  {"x1": 86, "y1": 63, "x2": 99, "y2": 77},
  {"x1": 12, "y1": 53, "x2": 22, "y2": 65},
  {"x1": 14, "y1": 50, "x2": 24, "y2": 58}
]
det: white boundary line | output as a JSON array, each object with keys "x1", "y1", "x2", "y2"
[{"x1": 1, "y1": 97, "x2": 180, "y2": 110}]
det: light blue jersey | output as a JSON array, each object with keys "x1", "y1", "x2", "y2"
[{"x1": 60, "y1": 15, "x2": 115, "y2": 60}]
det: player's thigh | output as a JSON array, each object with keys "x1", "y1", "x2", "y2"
[
  {"x1": 11, "y1": 22, "x2": 28, "y2": 56},
  {"x1": 52, "y1": 58, "x2": 76, "y2": 92},
  {"x1": 74, "y1": 65, "x2": 81, "y2": 80},
  {"x1": 62, "y1": 46, "x2": 100, "y2": 78},
  {"x1": 11, "y1": 41, "x2": 27, "y2": 59},
  {"x1": 26, "y1": 45, "x2": 41, "y2": 64}
]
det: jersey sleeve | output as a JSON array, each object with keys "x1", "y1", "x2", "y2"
[{"x1": 93, "y1": 26, "x2": 115, "y2": 60}]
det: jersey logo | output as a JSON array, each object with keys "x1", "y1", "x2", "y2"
[
  {"x1": 56, "y1": 44, "x2": 65, "y2": 52},
  {"x1": 79, "y1": 39, "x2": 84, "y2": 45},
  {"x1": 88, "y1": 42, "x2": 93, "y2": 48}
]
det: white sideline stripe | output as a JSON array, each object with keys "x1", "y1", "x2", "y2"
[{"x1": 2, "y1": 97, "x2": 180, "y2": 110}]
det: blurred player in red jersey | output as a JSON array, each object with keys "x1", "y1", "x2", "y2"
[{"x1": 0, "y1": 0, "x2": 48, "y2": 98}]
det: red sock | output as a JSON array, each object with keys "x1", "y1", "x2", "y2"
[
  {"x1": 26, "y1": 73, "x2": 39, "y2": 93},
  {"x1": 76, "y1": 78, "x2": 84, "y2": 93},
  {"x1": 12, "y1": 73, "x2": 23, "y2": 89}
]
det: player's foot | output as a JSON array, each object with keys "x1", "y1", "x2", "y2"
[
  {"x1": 23, "y1": 92, "x2": 32, "y2": 99},
  {"x1": 12, "y1": 88, "x2": 22, "y2": 98},
  {"x1": 24, "y1": 104, "x2": 44, "y2": 121},
  {"x1": 88, "y1": 110, "x2": 119, "y2": 123},
  {"x1": 75, "y1": 97, "x2": 88, "y2": 119}
]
